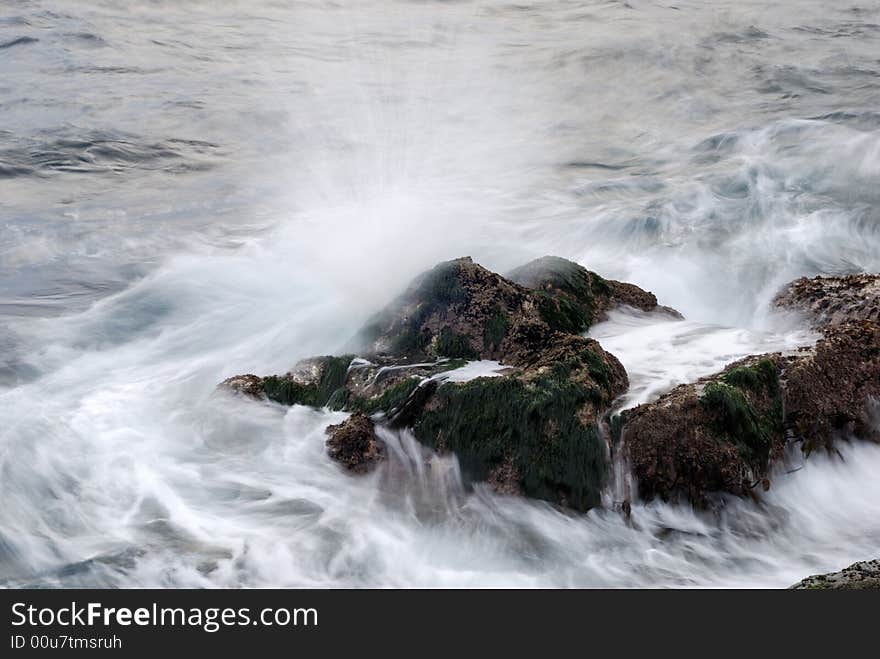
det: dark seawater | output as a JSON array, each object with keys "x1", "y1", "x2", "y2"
[{"x1": 1, "y1": 0, "x2": 879, "y2": 587}]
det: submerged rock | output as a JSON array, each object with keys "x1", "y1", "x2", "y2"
[
  {"x1": 790, "y1": 559, "x2": 880, "y2": 590},
  {"x1": 220, "y1": 255, "x2": 662, "y2": 511},
  {"x1": 325, "y1": 412, "x2": 385, "y2": 474}
]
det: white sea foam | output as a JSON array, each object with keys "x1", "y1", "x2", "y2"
[{"x1": 2, "y1": 0, "x2": 879, "y2": 587}]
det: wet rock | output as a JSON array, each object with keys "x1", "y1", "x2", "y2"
[
  {"x1": 776, "y1": 273, "x2": 880, "y2": 329},
  {"x1": 507, "y1": 255, "x2": 682, "y2": 334},
  {"x1": 622, "y1": 320, "x2": 880, "y2": 506},
  {"x1": 220, "y1": 262, "x2": 880, "y2": 513},
  {"x1": 353, "y1": 257, "x2": 530, "y2": 363},
  {"x1": 404, "y1": 337, "x2": 627, "y2": 510},
  {"x1": 783, "y1": 320, "x2": 880, "y2": 450},
  {"x1": 354, "y1": 255, "x2": 679, "y2": 365},
  {"x1": 622, "y1": 356, "x2": 785, "y2": 506},
  {"x1": 790, "y1": 559, "x2": 880, "y2": 590},
  {"x1": 325, "y1": 412, "x2": 385, "y2": 474},
  {"x1": 220, "y1": 355, "x2": 354, "y2": 408},
  {"x1": 220, "y1": 255, "x2": 656, "y2": 511},
  {"x1": 219, "y1": 374, "x2": 264, "y2": 398}
]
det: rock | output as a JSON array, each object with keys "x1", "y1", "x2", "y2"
[
  {"x1": 776, "y1": 274, "x2": 880, "y2": 329},
  {"x1": 219, "y1": 355, "x2": 355, "y2": 408},
  {"x1": 219, "y1": 374, "x2": 264, "y2": 398},
  {"x1": 325, "y1": 412, "x2": 385, "y2": 474},
  {"x1": 406, "y1": 337, "x2": 628, "y2": 511},
  {"x1": 220, "y1": 261, "x2": 880, "y2": 514},
  {"x1": 353, "y1": 257, "x2": 528, "y2": 362},
  {"x1": 622, "y1": 356, "x2": 785, "y2": 506},
  {"x1": 790, "y1": 559, "x2": 880, "y2": 589},
  {"x1": 506, "y1": 255, "x2": 681, "y2": 334},
  {"x1": 783, "y1": 320, "x2": 880, "y2": 450},
  {"x1": 621, "y1": 318, "x2": 880, "y2": 506},
  {"x1": 353, "y1": 255, "x2": 679, "y2": 365},
  {"x1": 219, "y1": 255, "x2": 658, "y2": 511}
]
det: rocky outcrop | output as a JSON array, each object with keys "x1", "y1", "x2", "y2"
[
  {"x1": 325, "y1": 412, "x2": 385, "y2": 474},
  {"x1": 353, "y1": 257, "x2": 528, "y2": 363},
  {"x1": 220, "y1": 255, "x2": 671, "y2": 511},
  {"x1": 350, "y1": 255, "x2": 676, "y2": 365},
  {"x1": 221, "y1": 263, "x2": 880, "y2": 513},
  {"x1": 622, "y1": 356, "x2": 784, "y2": 506},
  {"x1": 783, "y1": 320, "x2": 880, "y2": 450},
  {"x1": 407, "y1": 337, "x2": 627, "y2": 510},
  {"x1": 790, "y1": 559, "x2": 880, "y2": 589},
  {"x1": 506, "y1": 255, "x2": 681, "y2": 334},
  {"x1": 620, "y1": 274, "x2": 880, "y2": 507},
  {"x1": 775, "y1": 274, "x2": 880, "y2": 329}
]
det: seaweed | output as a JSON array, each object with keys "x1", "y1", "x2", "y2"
[
  {"x1": 262, "y1": 355, "x2": 353, "y2": 408},
  {"x1": 582, "y1": 348, "x2": 611, "y2": 388},
  {"x1": 262, "y1": 376, "x2": 320, "y2": 407},
  {"x1": 508, "y1": 256, "x2": 609, "y2": 334},
  {"x1": 348, "y1": 377, "x2": 422, "y2": 416},
  {"x1": 722, "y1": 359, "x2": 779, "y2": 396},
  {"x1": 388, "y1": 260, "x2": 469, "y2": 356},
  {"x1": 435, "y1": 328, "x2": 479, "y2": 359},
  {"x1": 700, "y1": 381, "x2": 780, "y2": 468},
  {"x1": 412, "y1": 371, "x2": 608, "y2": 511},
  {"x1": 483, "y1": 305, "x2": 510, "y2": 352}
]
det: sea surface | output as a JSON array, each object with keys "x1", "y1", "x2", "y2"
[{"x1": 2, "y1": 0, "x2": 880, "y2": 587}]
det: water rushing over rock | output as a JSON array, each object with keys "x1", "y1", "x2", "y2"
[
  {"x1": 222, "y1": 255, "x2": 661, "y2": 511},
  {"x1": 223, "y1": 259, "x2": 880, "y2": 532},
  {"x1": 3, "y1": 0, "x2": 880, "y2": 588},
  {"x1": 621, "y1": 274, "x2": 880, "y2": 508}
]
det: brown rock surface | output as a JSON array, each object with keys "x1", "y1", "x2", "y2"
[
  {"x1": 775, "y1": 273, "x2": 880, "y2": 329},
  {"x1": 622, "y1": 274, "x2": 880, "y2": 507},
  {"x1": 790, "y1": 559, "x2": 880, "y2": 589},
  {"x1": 325, "y1": 412, "x2": 385, "y2": 474}
]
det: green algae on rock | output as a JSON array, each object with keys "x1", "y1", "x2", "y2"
[
  {"x1": 411, "y1": 359, "x2": 612, "y2": 510},
  {"x1": 257, "y1": 355, "x2": 354, "y2": 409},
  {"x1": 219, "y1": 254, "x2": 658, "y2": 511},
  {"x1": 614, "y1": 275, "x2": 880, "y2": 509},
  {"x1": 507, "y1": 255, "x2": 681, "y2": 334},
  {"x1": 620, "y1": 354, "x2": 787, "y2": 506}
]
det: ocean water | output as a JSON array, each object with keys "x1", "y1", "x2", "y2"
[{"x1": 1, "y1": 0, "x2": 879, "y2": 587}]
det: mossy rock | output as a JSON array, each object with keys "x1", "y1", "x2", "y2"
[
  {"x1": 348, "y1": 376, "x2": 423, "y2": 416},
  {"x1": 220, "y1": 255, "x2": 684, "y2": 512},
  {"x1": 700, "y1": 358, "x2": 783, "y2": 469},
  {"x1": 435, "y1": 328, "x2": 479, "y2": 359},
  {"x1": 355, "y1": 259, "x2": 477, "y2": 358},
  {"x1": 262, "y1": 355, "x2": 354, "y2": 409},
  {"x1": 483, "y1": 304, "x2": 511, "y2": 353},
  {"x1": 411, "y1": 370, "x2": 609, "y2": 511},
  {"x1": 623, "y1": 355, "x2": 786, "y2": 505},
  {"x1": 508, "y1": 255, "x2": 675, "y2": 332},
  {"x1": 507, "y1": 256, "x2": 603, "y2": 333}
]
